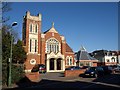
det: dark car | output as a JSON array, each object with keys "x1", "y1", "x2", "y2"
[
  {"x1": 31, "y1": 64, "x2": 39, "y2": 72},
  {"x1": 81, "y1": 66, "x2": 90, "y2": 69},
  {"x1": 31, "y1": 64, "x2": 46, "y2": 73},
  {"x1": 39, "y1": 64, "x2": 46, "y2": 73},
  {"x1": 101, "y1": 66, "x2": 113, "y2": 74},
  {"x1": 65, "y1": 66, "x2": 81, "y2": 70},
  {"x1": 84, "y1": 66, "x2": 104, "y2": 78},
  {"x1": 114, "y1": 66, "x2": 120, "y2": 73}
]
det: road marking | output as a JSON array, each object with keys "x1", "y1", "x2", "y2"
[
  {"x1": 82, "y1": 81, "x2": 120, "y2": 88},
  {"x1": 95, "y1": 82, "x2": 120, "y2": 88}
]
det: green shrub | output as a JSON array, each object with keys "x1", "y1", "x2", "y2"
[
  {"x1": 2, "y1": 64, "x2": 25, "y2": 85},
  {"x1": 2, "y1": 64, "x2": 8, "y2": 85},
  {"x1": 11, "y1": 64, "x2": 25, "y2": 84}
]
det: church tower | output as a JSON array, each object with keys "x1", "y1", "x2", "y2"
[{"x1": 22, "y1": 11, "x2": 41, "y2": 72}]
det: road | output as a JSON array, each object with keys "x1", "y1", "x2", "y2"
[
  {"x1": 3, "y1": 72, "x2": 120, "y2": 89},
  {"x1": 28, "y1": 73, "x2": 120, "y2": 89}
]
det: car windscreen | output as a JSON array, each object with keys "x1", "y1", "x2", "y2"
[{"x1": 88, "y1": 67, "x2": 96, "y2": 71}]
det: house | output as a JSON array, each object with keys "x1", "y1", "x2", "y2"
[
  {"x1": 22, "y1": 11, "x2": 75, "y2": 73},
  {"x1": 75, "y1": 46, "x2": 98, "y2": 67},
  {"x1": 118, "y1": 51, "x2": 120, "y2": 65},
  {"x1": 91, "y1": 50, "x2": 118, "y2": 66}
]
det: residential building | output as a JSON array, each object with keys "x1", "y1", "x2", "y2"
[
  {"x1": 91, "y1": 50, "x2": 118, "y2": 66},
  {"x1": 22, "y1": 11, "x2": 75, "y2": 73}
]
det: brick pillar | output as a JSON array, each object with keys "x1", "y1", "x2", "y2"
[
  {"x1": 54, "y1": 59, "x2": 57, "y2": 70},
  {"x1": 41, "y1": 38, "x2": 45, "y2": 64},
  {"x1": 46, "y1": 59, "x2": 49, "y2": 72}
]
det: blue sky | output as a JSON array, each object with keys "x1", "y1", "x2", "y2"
[{"x1": 5, "y1": 2, "x2": 118, "y2": 52}]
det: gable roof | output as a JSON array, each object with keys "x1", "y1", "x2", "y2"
[
  {"x1": 66, "y1": 43, "x2": 73, "y2": 52},
  {"x1": 44, "y1": 22, "x2": 58, "y2": 34}
]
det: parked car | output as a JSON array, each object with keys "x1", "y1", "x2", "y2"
[
  {"x1": 101, "y1": 66, "x2": 113, "y2": 74},
  {"x1": 81, "y1": 66, "x2": 90, "y2": 69},
  {"x1": 114, "y1": 66, "x2": 120, "y2": 73},
  {"x1": 84, "y1": 66, "x2": 104, "y2": 78},
  {"x1": 39, "y1": 64, "x2": 46, "y2": 73},
  {"x1": 31, "y1": 64, "x2": 39, "y2": 72},
  {"x1": 65, "y1": 66, "x2": 81, "y2": 70}
]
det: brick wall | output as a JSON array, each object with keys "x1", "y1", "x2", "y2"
[
  {"x1": 25, "y1": 72, "x2": 40, "y2": 82},
  {"x1": 93, "y1": 62, "x2": 97, "y2": 67},
  {"x1": 64, "y1": 69, "x2": 86, "y2": 77}
]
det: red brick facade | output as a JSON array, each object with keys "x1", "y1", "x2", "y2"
[
  {"x1": 22, "y1": 11, "x2": 75, "y2": 73},
  {"x1": 64, "y1": 69, "x2": 86, "y2": 77}
]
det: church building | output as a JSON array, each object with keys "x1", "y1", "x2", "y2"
[{"x1": 22, "y1": 11, "x2": 76, "y2": 73}]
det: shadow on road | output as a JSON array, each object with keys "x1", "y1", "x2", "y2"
[
  {"x1": 2, "y1": 73, "x2": 120, "y2": 90},
  {"x1": 92, "y1": 73, "x2": 120, "y2": 86}
]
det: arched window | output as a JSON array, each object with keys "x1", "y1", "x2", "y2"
[
  {"x1": 46, "y1": 38, "x2": 59, "y2": 53},
  {"x1": 66, "y1": 56, "x2": 73, "y2": 66},
  {"x1": 66, "y1": 56, "x2": 69, "y2": 65},
  {"x1": 70, "y1": 58, "x2": 72, "y2": 65},
  {"x1": 30, "y1": 24, "x2": 32, "y2": 32},
  {"x1": 111, "y1": 57, "x2": 115, "y2": 62}
]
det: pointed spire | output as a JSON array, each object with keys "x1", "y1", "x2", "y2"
[
  {"x1": 80, "y1": 45, "x2": 86, "y2": 51},
  {"x1": 52, "y1": 22, "x2": 54, "y2": 28}
]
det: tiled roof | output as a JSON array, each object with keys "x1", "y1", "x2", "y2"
[
  {"x1": 77, "y1": 51, "x2": 96, "y2": 60},
  {"x1": 76, "y1": 46, "x2": 97, "y2": 60},
  {"x1": 66, "y1": 43, "x2": 73, "y2": 52}
]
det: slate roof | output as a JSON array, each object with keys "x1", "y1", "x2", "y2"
[{"x1": 76, "y1": 46, "x2": 97, "y2": 60}]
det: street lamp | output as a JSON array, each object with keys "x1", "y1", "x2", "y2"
[{"x1": 8, "y1": 22, "x2": 17, "y2": 87}]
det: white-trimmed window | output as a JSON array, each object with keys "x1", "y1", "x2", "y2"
[
  {"x1": 70, "y1": 57, "x2": 73, "y2": 65},
  {"x1": 29, "y1": 23, "x2": 38, "y2": 33},
  {"x1": 107, "y1": 59, "x2": 110, "y2": 62},
  {"x1": 29, "y1": 39, "x2": 38, "y2": 53},
  {"x1": 111, "y1": 57, "x2": 115, "y2": 62},
  {"x1": 30, "y1": 39, "x2": 32, "y2": 52},
  {"x1": 35, "y1": 39, "x2": 37, "y2": 52},
  {"x1": 29, "y1": 23, "x2": 33, "y2": 32},
  {"x1": 66, "y1": 56, "x2": 69, "y2": 65},
  {"x1": 66, "y1": 56, "x2": 73, "y2": 66},
  {"x1": 46, "y1": 38, "x2": 59, "y2": 53},
  {"x1": 35, "y1": 24, "x2": 38, "y2": 33}
]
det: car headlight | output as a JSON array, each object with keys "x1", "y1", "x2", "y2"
[{"x1": 91, "y1": 72, "x2": 94, "y2": 74}]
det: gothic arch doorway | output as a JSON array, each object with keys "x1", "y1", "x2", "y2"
[
  {"x1": 50, "y1": 58, "x2": 54, "y2": 70},
  {"x1": 57, "y1": 58, "x2": 62, "y2": 70}
]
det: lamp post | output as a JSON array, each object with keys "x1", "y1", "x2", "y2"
[{"x1": 8, "y1": 22, "x2": 17, "y2": 87}]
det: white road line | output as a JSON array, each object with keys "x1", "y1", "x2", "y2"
[
  {"x1": 82, "y1": 81, "x2": 120, "y2": 88},
  {"x1": 95, "y1": 82, "x2": 120, "y2": 88}
]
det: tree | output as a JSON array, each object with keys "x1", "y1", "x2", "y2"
[
  {"x1": 13, "y1": 40, "x2": 27, "y2": 64},
  {"x1": 1, "y1": 2, "x2": 12, "y2": 23},
  {"x1": 1, "y1": 2, "x2": 26, "y2": 86},
  {"x1": 2, "y1": 25, "x2": 11, "y2": 63}
]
